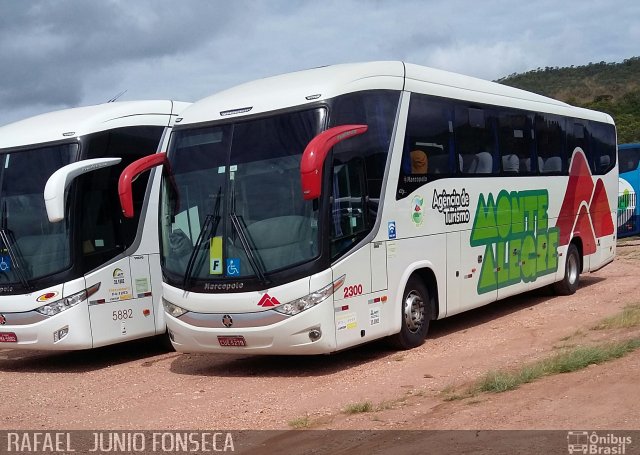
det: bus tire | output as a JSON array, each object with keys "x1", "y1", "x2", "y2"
[
  {"x1": 553, "y1": 243, "x2": 581, "y2": 295},
  {"x1": 389, "y1": 275, "x2": 430, "y2": 350}
]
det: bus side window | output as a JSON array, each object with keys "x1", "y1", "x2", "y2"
[
  {"x1": 497, "y1": 111, "x2": 534, "y2": 175},
  {"x1": 329, "y1": 90, "x2": 399, "y2": 258},
  {"x1": 454, "y1": 105, "x2": 497, "y2": 175},
  {"x1": 568, "y1": 121, "x2": 588, "y2": 162},
  {"x1": 618, "y1": 147, "x2": 640, "y2": 174},
  {"x1": 79, "y1": 126, "x2": 164, "y2": 273},
  {"x1": 535, "y1": 113, "x2": 566, "y2": 174},
  {"x1": 588, "y1": 121, "x2": 616, "y2": 175},
  {"x1": 331, "y1": 158, "x2": 369, "y2": 257},
  {"x1": 397, "y1": 94, "x2": 453, "y2": 199}
]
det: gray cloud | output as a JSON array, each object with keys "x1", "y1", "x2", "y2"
[{"x1": 1, "y1": 0, "x2": 639, "y2": 126}]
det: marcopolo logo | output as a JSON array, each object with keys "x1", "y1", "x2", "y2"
[{"x1": 470, "y1": 189, "x2": 559, "y2": 294}]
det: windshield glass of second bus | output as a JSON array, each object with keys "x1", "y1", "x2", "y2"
[
  {"x1": 160, "y1": 108, "x2": 325, "y2": 283},
  {"x1": 0, "y1": 143, "x2": 77, "y2": 286}
]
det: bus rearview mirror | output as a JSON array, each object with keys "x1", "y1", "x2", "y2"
[
  {"x1": 300, "y1": 124, "x2": 368, "y2": 200},
  {"x1": 44, "y1": 157, "x2": 122, "y2": 223}
]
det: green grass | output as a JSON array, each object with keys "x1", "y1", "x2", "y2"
[
  {"x1": 558, "y1": 329, "x2": 585, "y2": 342},
  {"x1": 344, "y1": 401, "x2": 373, "y2": 414},
  {"x1": 476, "y1": 339, "x2": 640, "y2": 393},
  {"x1": 592, "y1": 304, "x2": 640, "y2": 330},
  {"x1": 288, "y1": 415, "x2": 311, "y2": 429}
]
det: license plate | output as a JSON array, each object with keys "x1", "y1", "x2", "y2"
[
  {"x1": 217, "y1": 335, "x2": 246, "y2": 347},
  {"x1": 0, "y1": 332, "x2": 17, "y2": 343}
]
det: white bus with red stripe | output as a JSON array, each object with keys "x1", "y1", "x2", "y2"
[
  {"x1": 0, "y1": 100, "x2": 188, "y2": 350},
  {"x1": 120, "y1": 62, "x2": 617, "y2": 355}
]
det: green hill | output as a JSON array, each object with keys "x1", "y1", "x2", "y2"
[{"x1": 497, "y1": 57, "x2": 640, "y2": 143}]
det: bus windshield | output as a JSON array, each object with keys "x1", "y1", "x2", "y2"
[
  {"x1": 0, "y1": 143, "x2": 77, "y2": 286},
  {"x1": 161, "y1": 108, "x2": 326, "y2": 283}
]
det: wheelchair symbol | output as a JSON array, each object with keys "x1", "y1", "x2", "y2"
[
  {"x1": 388, "y1": 221, "x2": 396, "y2": 239},
  {"x1": 0, "y1": 256, "x2": 10, "y2": 272},
  {"x1": 226, "y1": 258, "x2": 240, "y2": 276}
]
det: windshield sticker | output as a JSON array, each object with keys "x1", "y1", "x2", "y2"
[
  {"x1": 36, "y1": 291, "x2": 58, "y2": 303},
  {"x1": 0, "y1": 255, "x2": 10, "y2": 272},
  {"x1": 226, "y1": 258, "x2": 240, "y2": 277},
  {"x1": 109, "y1": 287, "x2": 132, "y2": 302},
  {"x1": 112, "y1": 268, "x2": 126, "y2": 285},
  {"x1": 471, "y1": 189, "x2": 559, "y2": 294},
  {"x1": 336, "y1": 312, "x2": 357, "y2": 331},
  {"x1": 370, "y1": 308, "x2": 381, "y2": 326},
  {"x1": 209, "y1": 237, "x2": 223, "y2": 275},
  {"x1": 432, "y1": 188, "x2": 471, "y2": 225},
  {"x1": 411, "y1": 195, "x2": 424, "y2": 226},
  {"x1": 135, "y1": 278, "x2": 149, "y2": 294}
]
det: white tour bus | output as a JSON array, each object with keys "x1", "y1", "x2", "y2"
[
  {"x1": 0, "y1": 100, "x2": 189, "y2": 350},
  {"x1": 119, "y1": 62, "x2": 617, "y2": 355}
]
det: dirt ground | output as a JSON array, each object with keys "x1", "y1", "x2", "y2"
[{"x1": 1, "y1": 240, "x2": 639, "y2": 440}]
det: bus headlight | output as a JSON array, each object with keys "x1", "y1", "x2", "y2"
[
  {"x1": 163, "y1": 298, "x2": 188, "y2": 318},
  {"x1": 36, "y1": 288, "x2": 90, "y2": 317},
  {"x1": 35, "y1": 283, "x2": 100, "y2": 317},
  {"x1": 274, "y1": 275, "x2": 345, "y2": 317}
]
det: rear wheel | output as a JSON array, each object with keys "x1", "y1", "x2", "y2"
[
  {"x1": 389, "y1": 275, "x2": 431, "y2": 349},
  {"x1": 553, "y1": 243, "x2": 581, "y2": 295}
]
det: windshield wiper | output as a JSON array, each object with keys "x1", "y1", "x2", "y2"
[
  {"x1": 0, "y1": 201, "x2": 32, "y2": 290},
  {"x1": 228, "y1": 179, "x2": 268, "y2": 286},
  {"x1": 182, "y1": 187, "x2": 222, "y2": 287},
  {"x1": 0, "y1": 229, "x2": 32, "y2": 291},
  {"x1": 229, "y1": 213, "x2": 268, "y2": 286}
]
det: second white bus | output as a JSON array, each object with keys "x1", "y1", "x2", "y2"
[
  {"x1": 120, "y1": 62, "x2": 617, "y2": 354},
  {"x1": 0, "y1": 100, "x2": 188, "y2": 350}
]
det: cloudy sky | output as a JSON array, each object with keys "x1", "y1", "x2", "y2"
[{"x1": 1, "y1": 0, "x2": 639, "y2": 126}]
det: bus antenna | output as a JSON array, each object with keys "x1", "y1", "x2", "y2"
[{"x1": 107, "y1": 90, "x2": 128, "y2": 103}]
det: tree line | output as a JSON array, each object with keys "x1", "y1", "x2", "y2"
[{"x1": 498, "y1": 57, "x2": 640, "y2": 144}]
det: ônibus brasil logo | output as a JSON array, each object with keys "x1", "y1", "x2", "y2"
[{"x1": 470, "y1": 149, "x2": 614, "y2": 295}]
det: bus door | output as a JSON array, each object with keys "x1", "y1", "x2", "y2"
[
  {"x1": 85, "y1": 256, "x2": 155, "y2": 347},
  {"x1": 458, "y1": 227, "x2": 497, "y2": 313},
  {"x1": 330, "y1": 160, "x2": 388, "y2": 348}
]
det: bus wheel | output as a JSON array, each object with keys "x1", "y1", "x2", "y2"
[
  {"x1": 554, "y1": 243, "x2": 581, "y2": 295},
  {"x1": 390, "y1": 275, "x2": 430, "y2": 350}
]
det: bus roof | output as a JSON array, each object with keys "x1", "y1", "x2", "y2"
[
  {"x1": 177, "y1": 61, "x2": 614, "y2": 126},
  {"x1": 0, "y1": 100, "x2": 190, "y2": 150}
]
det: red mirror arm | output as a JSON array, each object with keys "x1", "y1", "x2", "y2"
[
  {"x1": 300, "y1": 124, "x2": 368, "y2": 200},
  {"x1": 119, "y1": 153, "x2": 171, "y2": 218}
]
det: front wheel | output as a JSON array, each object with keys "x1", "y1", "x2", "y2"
[
  {"x1": 389, "y1": 276, "x2": 431, "y2": 350},
  {"x1": 553, "y1": 243, "x2": 581, "y2": 295}
]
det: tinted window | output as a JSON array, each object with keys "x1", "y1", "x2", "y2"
[
  {"x1": 589, "y1": 121, "x2": 616, "y2": 175},
  {"x1": 78, "y1": 126, "x2": 164, "y2": 272},
  {"x1": 454, "y1": 105, "x2": 497, "y2": 175},
  {"x1": 535, "y1": 113, "x2": 566, "y2": 174},
  {"x1": 398, "y1": 95, "x2": 453, "y2": 198},
  {"x1": 329, "y1": 90, "x2": 399, "y2": 258},
  {"x1": 498, "y1": 111, "x2": 533, "y2": 174},
  {"x1": 619, "y1": 146, "x2": 640, "y2": 174}
]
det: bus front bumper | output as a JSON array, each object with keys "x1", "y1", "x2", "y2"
[
  {"x1": 0, "y1": 303, "x2": 93, "y2": 350},
  {"x1": 165, "y1": 303, "x2": 337, "y2": 355}
]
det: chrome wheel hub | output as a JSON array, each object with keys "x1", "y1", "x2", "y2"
[{"x1": 403, "y1": 291, "x2": 425, "y2": 334}]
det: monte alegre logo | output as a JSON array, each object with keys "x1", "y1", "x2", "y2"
[{"x1": 470, "y1": 189, "x2": 559, "y2": 294}]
